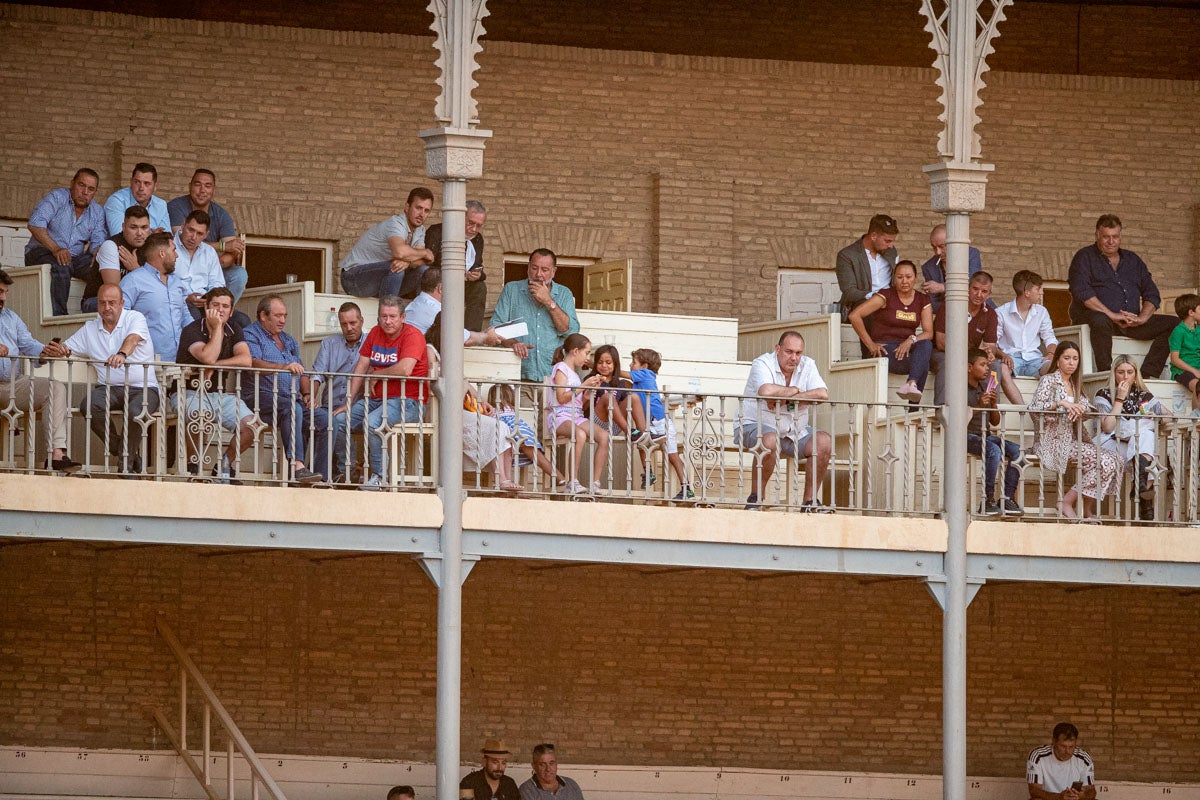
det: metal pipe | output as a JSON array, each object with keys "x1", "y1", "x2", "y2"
[
  {"x1": 228, "y1": 737, "x2": 236, "y2": 800},
  {"x1": 435, "y1": 174, "x2": 468, "y2": 800},
  {"x1": 180, "y1": 667, "x2": 187, "y2": 752},
  {"x1": 942, "y1": 207, "x2": 972, "y2": 800},
  {"x1": 203, "y1": 703, "x2": 211, "y2": 785}
]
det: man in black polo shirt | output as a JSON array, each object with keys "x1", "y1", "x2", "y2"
[
  {"x1": 461, "y1": 739, "x2": 521, "y2": 800},
  {"x1": 175, "y1": 287, "x2": 254, "y2": 481},
  {"x1": 1068, "y1": 214, "x2": 1176, "y2": 378}
]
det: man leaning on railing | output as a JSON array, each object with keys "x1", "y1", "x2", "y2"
[
  {"x1": 735, "y1": 330, "x2": 833, "y2": 512},
  {"x1": 0, "y1": 268, "x2": 81, "y2": 473},
  {"x1": 43, "y1": 283, "x2": 159, "y2": 476}
]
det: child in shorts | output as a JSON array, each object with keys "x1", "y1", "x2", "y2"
[{"x1": 628, "y1": 348, "x2": 693, "y2": 500}]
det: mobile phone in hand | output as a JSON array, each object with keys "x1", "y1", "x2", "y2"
[
  {"x1": 1071, "y1": 781, "x2": 1083, "y2": 791},
  {"x1": 985, "y1": 370, "x2": 998, "y2": 394}
]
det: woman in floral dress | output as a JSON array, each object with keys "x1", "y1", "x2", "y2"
[{"x1": 1029, "y1": 341, "x2": 1119, "y2": 519}]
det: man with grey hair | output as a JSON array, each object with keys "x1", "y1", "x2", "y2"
[
  {"x1": 332, "y1": 295, "x2": 430, "y2": 490},
  {"x1": 519, "y1": 743, "x2": 585, "y2": 800},
  {"x1": 423, "y1": 198, "x2": 489, "y2": 330}
]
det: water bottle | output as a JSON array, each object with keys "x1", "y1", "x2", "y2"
[{"x1": 326, "y1": 306, "x2": 338, "y2": 330}]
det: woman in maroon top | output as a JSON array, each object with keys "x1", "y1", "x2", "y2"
[{"x1": 848, "y1": 259, "x2": 934, "y2": 403}]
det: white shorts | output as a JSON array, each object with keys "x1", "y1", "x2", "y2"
[{"x1": 649, "y1": 415, "x2": 678, "y2": 454}]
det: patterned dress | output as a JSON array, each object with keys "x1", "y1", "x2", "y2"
[{"x1": 1030, "y1": 371, "x2": 1119, "y2": 499}]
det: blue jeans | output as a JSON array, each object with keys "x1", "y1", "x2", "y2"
[
  {"x1": 241, "y1": 387, "x2": 327, "y2": 471},
  {"x1": 881, "y1": 339, "x2": 932, "y2": 390},
  {"x1": 26, "y1": 245, "x2": 95, "y2": 316},
  {"x1": 223, "y1": 265, "x2": 248, "y2": 304},
  {"x1": 967, "y1": 433, "x2": 1021, "y2": 501},
  {"x1": 339, "y1": 260, "x2": 425, "y2": 299},
  {"x1": 1010, "y1": 354, "x2": 1043, "y2": 377},
  {"x1": 348, "y1": 396, "x2": 423, "y2": 479},
  {"x1": 313, "y1": 406, "x2": 356, "y2": 479}
]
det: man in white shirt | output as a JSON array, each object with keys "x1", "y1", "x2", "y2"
[
  {"x1": 173, "y1": 210, "x2": 225, "y2": 321},
  {"x1": 45, "y1": 283, "x2": 159, "y2": 475},
  {"x1": 735, "y1": 331, "x2": 832, "y2": 512},
  {"x1": 82, "y1": 205, "x2": 151, "y2": 313},
  {"x1": 404, "y1": 268, "x2": 501, "y2": 345},
  {"x1": 997, "y1": 269, "x2": 1058, "y2": 378},
  {"x1": 1026, "y1": 722, "x2": 1096, "y2": 800}
]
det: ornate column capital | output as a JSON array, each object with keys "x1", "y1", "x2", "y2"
[
  {"x1": 922, "y1": 161, "x2": 994, "y2": 214},
  {"x1": 419, "y1": 127, "x2": 493, "y2": 180}
]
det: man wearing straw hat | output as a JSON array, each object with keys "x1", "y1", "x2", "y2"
[{"x1": 461, "y1": 739, "x2": 521, "y2": 800}]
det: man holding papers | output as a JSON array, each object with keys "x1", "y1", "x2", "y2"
[{"x1": 490, "y1": 248, "x2": 579, "y2": 381}]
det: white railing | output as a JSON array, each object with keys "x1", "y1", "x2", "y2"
[
  {"x1": 149, "y1": 617, "x2": 288, "y2": 800},
  {"x1": 5, "y1": 353, "x2": 1200, "y2": 524}
]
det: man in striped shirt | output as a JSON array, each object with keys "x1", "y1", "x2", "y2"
[{"x1": 1026, "y1": 722, "x2": 1096, "y2": 800}]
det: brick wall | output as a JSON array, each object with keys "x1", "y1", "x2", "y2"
[
  {"x1": 24, "y1": 0, "x2": 1200, "y2": 80},
  {"x1": 1, "y1": 542, "x2": 1198, "y2": 782},
  {"x1": 0, "y1": 3, "x2": 1196, "y2": 322}
]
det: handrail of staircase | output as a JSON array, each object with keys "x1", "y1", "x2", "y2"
[{"x1": 151, "y1": 616, "x2": 289, "y2": 800}]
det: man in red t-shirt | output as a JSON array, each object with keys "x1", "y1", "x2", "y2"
[
  {"x1": 931, "y1": 270, "x2": 1021, "y2": 405},
  {"x1": 333, "y1": 296, "x2": 429, "y2": 489}
]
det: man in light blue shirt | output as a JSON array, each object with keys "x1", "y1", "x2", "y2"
[
  {"x1": 0, "y1": 269, "x2": 80, "y2": 472},
  {"x1": 120, "y1": 232, "x2": 188, "y2": 360},
  {"x1": 490, "y1": 248, "x2": 580, "y2": 382},
  {"x1": 25, "y1": 168, "x2": 107, "y2": 316},
  {"x1": 173, "y1": 210, "x2": 225, "y2": 320},
  {"x1": 309, "y1": 301, "x2": 366, "y2": 482},
  {"x1": 104, "y1": 162, "x2": 170, "y2": 235}
]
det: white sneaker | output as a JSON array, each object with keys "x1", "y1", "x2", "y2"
[
  {"x1": 360, "y1": 473, "x2": 384, "y2": 491},
  {"x1": 568, "y1": 479, "x2": 587, "y2": 494},
  {"x1": 590, "y1": 480, "x2": 604, "y2": 495}
]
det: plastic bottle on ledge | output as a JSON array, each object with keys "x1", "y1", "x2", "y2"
[{"x1": 326, "y1": 306, "x2": 338, "y2": 330}]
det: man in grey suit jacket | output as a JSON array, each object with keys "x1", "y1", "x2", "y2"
[{"x1": 835, "y1": 214, "x2": 899, "y2": 356}]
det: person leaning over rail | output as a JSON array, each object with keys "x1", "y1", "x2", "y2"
[
  {"x1": 735, "y1": 330, "x2": 832, "y2": 512},
  {"x1": 0, "y1": 268, "x2": 80, "y2": 473},
  {"x1": 46, "y1": 283, "x2": 159, "y2": 477}
]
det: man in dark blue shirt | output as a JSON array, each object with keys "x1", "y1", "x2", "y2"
[{"x1": 1067, "y1": 214, "x2": 1176, "y2": 378}]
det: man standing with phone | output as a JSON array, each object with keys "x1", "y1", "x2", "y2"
[{"x1": 1027, "y1": 722, "x2": 1096, "y2": 800}]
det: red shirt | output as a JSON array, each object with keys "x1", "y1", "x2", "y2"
[
  {"x1": 933, "y1": 303, "x2": 998, "y2": 351},
  {"x1": 359, "y1": 323, "x2": 429, "y2": 402},
  {"x1": 869, "y1": 288, "x2": 931, "y2": 342}
]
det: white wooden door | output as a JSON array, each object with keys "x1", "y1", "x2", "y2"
[{"x1": 777, "y1": 268, "x2": 838, "y2": 319}]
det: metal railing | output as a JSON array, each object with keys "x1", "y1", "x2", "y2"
[
  {"x1": 4, "y1": 354, "x2": 1200, "y2": 524},
  {"x1": 148, "y1": 618, "x2": 287, "y2": 800}
]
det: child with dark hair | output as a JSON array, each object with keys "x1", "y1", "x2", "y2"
[{"x1": 585, "y1": 343, "x2": 648, "y2": 439}]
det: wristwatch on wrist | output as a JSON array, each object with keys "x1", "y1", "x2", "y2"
[
  {"x1": 548, "y1": 301, "x2": 558, "y2": 311},
  {"x1": 117, "y1": 351, "x2": 128, "y2": 358}
]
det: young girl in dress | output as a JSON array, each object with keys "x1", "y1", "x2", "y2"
[
  {"x1": 548, "y1": 333, "x2": 610, "y2": 494},
  {"x1": 488, "y1": 382, "x2": 566, "y2": 490},
  {"x1": 1029, "y1": 341, "x2": 1119, "y2": 519}
]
